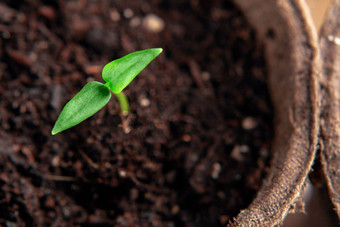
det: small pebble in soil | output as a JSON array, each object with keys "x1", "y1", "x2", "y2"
[
  {"x1": 123, "y1": 8, "x2": 134, "y2": 19},
  {"x1": 242, "y1": 117, "x2": 258, "y2": 130},
  {"x1": 140, "y1": 97, "x2": 150, "y2": 107},
  {"x1": 328, "y1": 35, "x2": 340, "y2": 46},
  {"x1": 119, "y1": 169, "x2": 127, "y2": 178},
  {"x1": 50, "y1": 84, "x2": 63, "y2": 110},
  {"x1": 51, "y1": 156, "x2": 60, "y2": 167},
  {"x1": 231, "y1": 145, "x2": 250, "y2": 162},
  {"x1": 110, "y1": 9, "x2": 120, "y2": 21},
  {"x1": 143, "y1": 14, "x2": 165, "y2": 33},
  {"x1": 211, "y1": 162, "x2": 222, "y2": 179}
]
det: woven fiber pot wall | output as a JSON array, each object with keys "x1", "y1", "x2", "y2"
[
  {"x1": 229, "y1": 0, "x2": 321, "y2": 226},
  {"x1": 319, "y1": 0, "x2": 340, "y2": 220}
]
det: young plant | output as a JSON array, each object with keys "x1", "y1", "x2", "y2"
[{"x1": 51, "y1": 48, "x2": 163, "y2": 135}]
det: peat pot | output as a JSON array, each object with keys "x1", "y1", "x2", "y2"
[{"x1": 228, "y1": 0, "x2": 340, "y2": 226}]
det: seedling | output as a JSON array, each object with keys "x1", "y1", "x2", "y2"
[{"x1": 51, "y1": 48, "x2": 163, "y2": 135}]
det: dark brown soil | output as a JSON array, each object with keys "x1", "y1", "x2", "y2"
[{"x1": 0, "y1": 0, "x2": 273, "y2": 226}]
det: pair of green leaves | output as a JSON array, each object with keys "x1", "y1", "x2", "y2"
[{"x1": 51, "y1": 48, "x2": 163, "y2": 135}]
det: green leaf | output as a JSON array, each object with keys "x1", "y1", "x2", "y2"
[
  {"x1": 51, "y1": 81, "x2": 111, "y2": 135},
  {"x1": 102, "y1": 48, "x2": 162, "y2": 94}
]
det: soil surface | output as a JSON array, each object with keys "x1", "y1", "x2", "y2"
[{"x1": 0, "y1": 0, "x2": 274, "y2": 226}]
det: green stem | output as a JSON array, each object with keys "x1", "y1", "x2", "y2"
[{"x1": 114, "y1": 91, "x2": 130, "y2": 116}]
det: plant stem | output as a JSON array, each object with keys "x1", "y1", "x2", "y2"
[{"x1": 114, "y1": 91, "x2": 130, "y2": 116}]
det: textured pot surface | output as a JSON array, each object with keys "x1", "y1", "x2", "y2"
[
  {"x1": 319, "y1": 0, "x2": 340, "y2": 219},
  {"x1": 230, "y1": 0, "x2": 321, "y2": 226}
]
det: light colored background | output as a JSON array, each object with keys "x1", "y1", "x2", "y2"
[{"x1": 306, "y1": 0, "x2": 332, "y2": 30}]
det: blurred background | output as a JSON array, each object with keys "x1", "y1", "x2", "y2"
[{"x1": 306, "y1": 0, "x2": 332, "y2": 30}]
